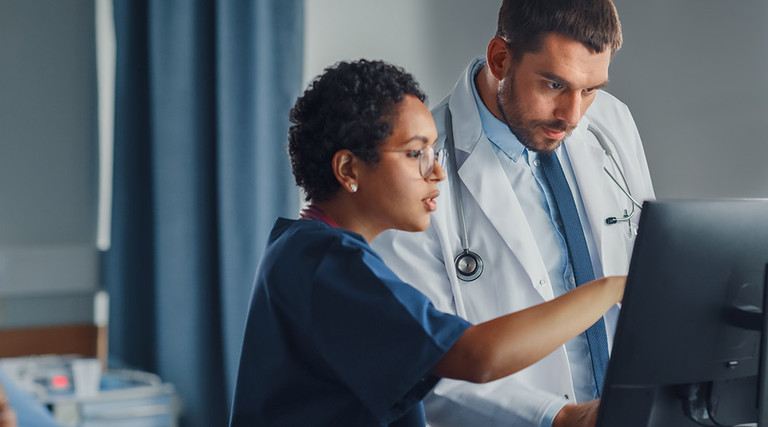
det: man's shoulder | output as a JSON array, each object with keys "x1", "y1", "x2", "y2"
[
  {"x1": 430, "y1": 96, "x2": 452, "y2": 133},
  {"x1": 585, "y1": 90, "x2": 633, "y2": 124},
  {"x1": 593, "y1": 89, "x2": 630, "y2": 110}
]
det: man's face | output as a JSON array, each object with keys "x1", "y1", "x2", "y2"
[{"x1": 496, "y1": 33, "x2": 612, "y2": 153}]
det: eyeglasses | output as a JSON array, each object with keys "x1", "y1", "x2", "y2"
[{"x1": 379, "y1": 145, "x2": 447, "y2": 179}]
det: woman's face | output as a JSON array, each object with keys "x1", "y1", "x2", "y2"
[{"x1": 355, "y1": 94, "x2": 445, "y2": 236}]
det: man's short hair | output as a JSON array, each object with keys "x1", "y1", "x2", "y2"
[{"x1": 496, "y1": 0, "x2": 623, "y2": 61}]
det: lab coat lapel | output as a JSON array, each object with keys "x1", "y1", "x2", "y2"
[
  {"x1": 446, "y1": 58, "x2": 550, "y2": 299},
  {"x1": 457, "y1": 137, "x2": 551, "y2": 299}
]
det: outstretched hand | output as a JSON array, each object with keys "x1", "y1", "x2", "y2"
[{"x1": 593, "y1": 275, "x2": 625, "y2": 304}]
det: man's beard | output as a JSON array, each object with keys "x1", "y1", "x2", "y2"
[{"x1": 495, "y1": 73, "x2": 576, "y2": 153}]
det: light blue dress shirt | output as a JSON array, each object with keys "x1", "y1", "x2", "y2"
[{"x1": 469, "y1": 60, "x2": 604, "y2": 425}]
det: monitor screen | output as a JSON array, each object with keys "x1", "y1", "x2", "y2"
[{"x1": 597, "y1": 199, "x2": 768, "y2": 427}]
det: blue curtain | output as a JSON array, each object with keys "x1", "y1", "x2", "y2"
[{"x1": 105, "y1": 1, "x2": 303, "y2": 425}]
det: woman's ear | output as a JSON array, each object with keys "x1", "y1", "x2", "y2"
[
  {"x1": 332, "y1": 149, "x2": 359, "y2": 194},
  {"x1": 486, "y1": 37, "x2": 512, "y2": 81}
]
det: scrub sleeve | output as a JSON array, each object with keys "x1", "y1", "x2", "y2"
[{"x1": 311, "y1": 232, "x2": 470, "y2": 424}]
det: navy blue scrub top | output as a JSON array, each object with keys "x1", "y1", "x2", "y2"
[{"x1": 229, "y1": 218, "x2": 471, "y2": 426}]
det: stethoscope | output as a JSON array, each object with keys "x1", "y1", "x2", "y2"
[
  {"x1": 445, "y1": 114, "x2": 642, "y2": 282},
  {"x1": 445, "y1": 112, "x2": 485, "y2": 281},
  {"x1": 588, "y1": 123, "x2": 644, "y2": 226}
]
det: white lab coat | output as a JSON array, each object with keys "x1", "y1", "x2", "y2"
[{"x1": 372, "y1": 59, "x2": 655, "y2": 426}]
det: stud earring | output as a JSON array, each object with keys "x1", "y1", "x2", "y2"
[{"x1": 350, "y1": 184, "x2": 358, "y2": 193}]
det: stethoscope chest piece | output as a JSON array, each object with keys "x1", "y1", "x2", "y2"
[{"x1": 455, "y1": 249, "x2": 484, "y2": 282}]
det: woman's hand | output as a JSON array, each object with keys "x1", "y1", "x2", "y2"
[
  {"x1": 553, "y1": 399, "x2": 600, "y2": 427},
  {"x1": 591, "y1": 275, "x2": 625, "y2": 304}
]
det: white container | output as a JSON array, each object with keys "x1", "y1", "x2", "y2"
[{"x1": 71, "y1": 359, "x2": 101, "y2": 398}]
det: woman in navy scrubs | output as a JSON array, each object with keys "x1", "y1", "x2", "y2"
[{"x1": 229, "y1": 60, "x2": 624, "y2": 426}]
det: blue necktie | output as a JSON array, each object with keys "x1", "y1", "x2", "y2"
[{"x1": 539, "y1": 151, "x2": 609, "y2": 396}]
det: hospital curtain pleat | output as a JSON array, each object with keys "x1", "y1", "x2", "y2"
[{"x1": 104, "y1": 1, "x2": 303, "y2": 426}]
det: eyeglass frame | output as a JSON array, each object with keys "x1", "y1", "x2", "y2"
[{"x1": 375, "y1": 145, "x2": 447, "y2": 179}]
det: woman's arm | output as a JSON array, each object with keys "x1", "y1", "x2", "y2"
[{"x1": 432, "y1": 275, "x2": 625, "y2": 383}]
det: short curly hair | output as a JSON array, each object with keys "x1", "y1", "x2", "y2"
[{"x1": 288, "y1": 59, "x2": 426, "y2": 202}]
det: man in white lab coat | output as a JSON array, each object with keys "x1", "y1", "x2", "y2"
[{"x1": 372, "y1": 0, "x2": 655, "y2": 426}]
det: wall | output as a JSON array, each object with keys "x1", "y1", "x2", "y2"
[
  {"x1": 0, "y1": 0, "x2": 99, "y2": 326},
  {"x1": 304, "y1": 0, "x2": 768, "y2": 199},
  {"x1": 610, "y1": 0, "x2": 768, "y2": 198},
  {"x1": 303, "y1": 0, "x2": 499, "y2": 107}
]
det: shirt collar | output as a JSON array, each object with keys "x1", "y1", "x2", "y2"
[{"x1": 470, "y1": 59, "x2": 526, "y2": 163}]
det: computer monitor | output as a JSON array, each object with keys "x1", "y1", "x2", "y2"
[{"x1": 597, "y1": 199, "x2": 768, "y2": 427}]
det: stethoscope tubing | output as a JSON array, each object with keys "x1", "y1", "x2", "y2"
[
  {"x1": 445, "y1": 111, "x2": 484, "y2": 281},
  {"x1": 445, "y1": 112, "x2": 471, "y2": 252},
  {"x1": 588, "y1": 123, "x2": 643, "y2": 210}
]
